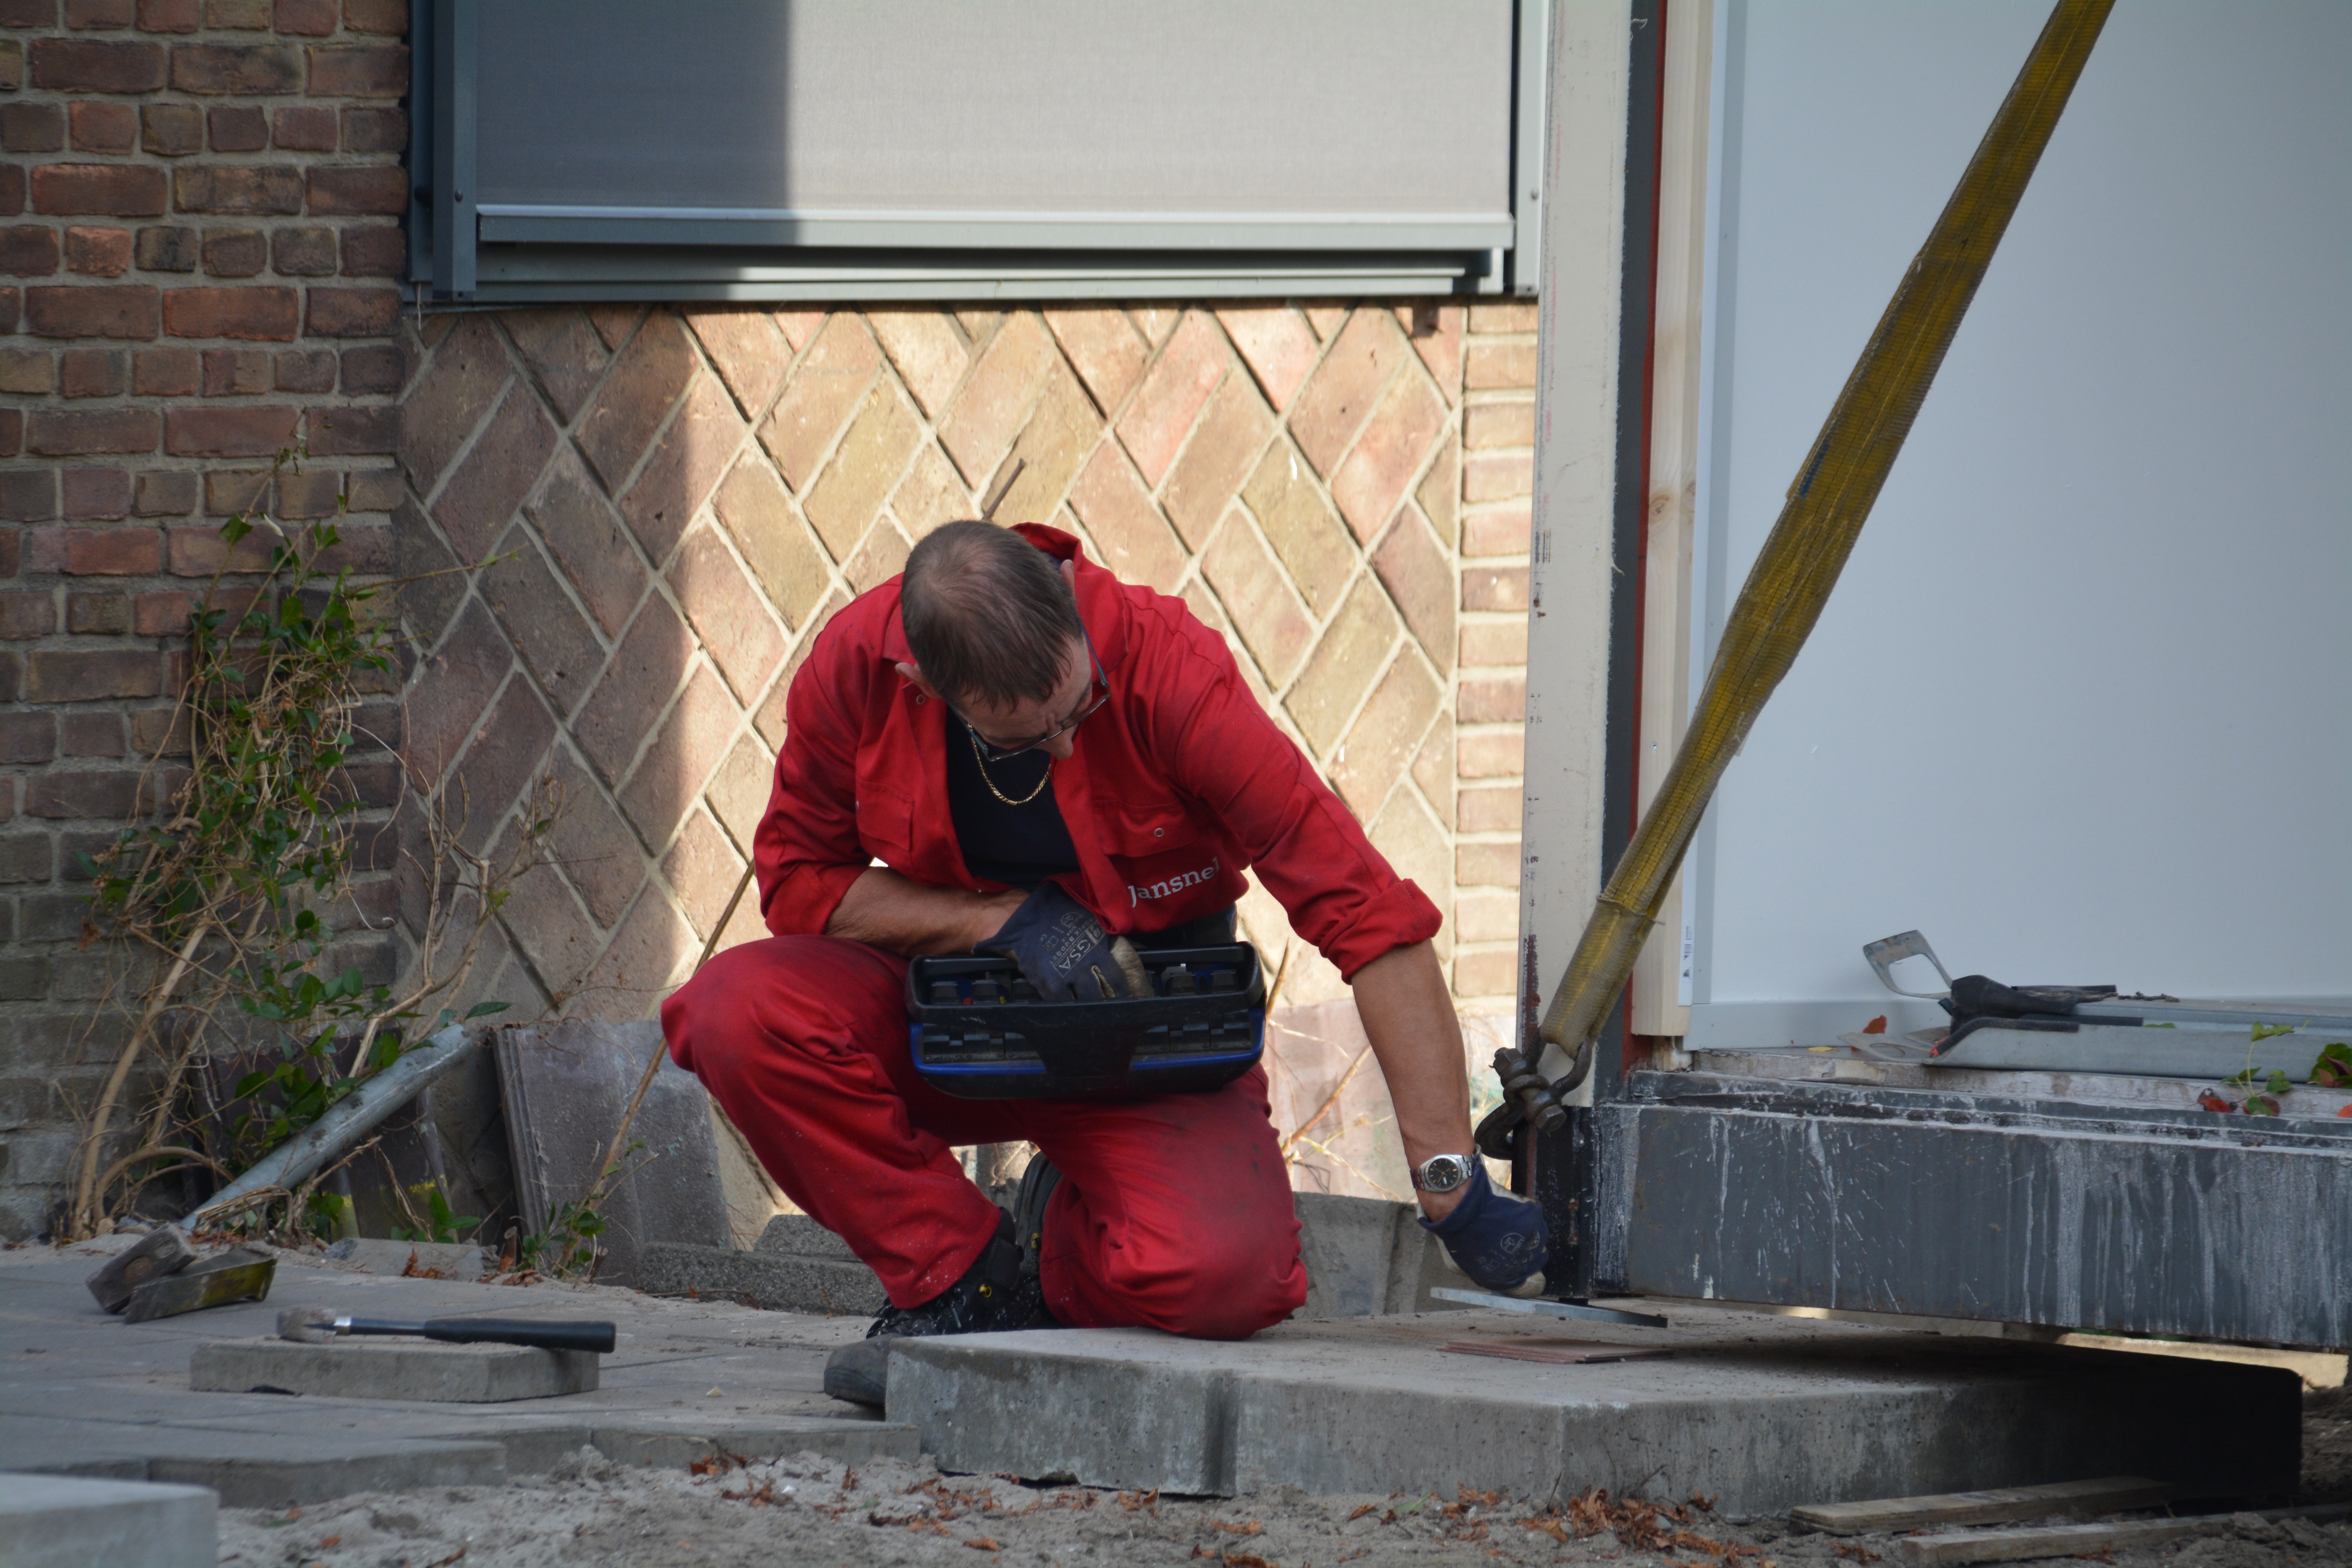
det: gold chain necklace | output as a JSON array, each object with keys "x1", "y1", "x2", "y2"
[{"x1": 968, "y1": 728, "x2": 1053, "y2": 806}]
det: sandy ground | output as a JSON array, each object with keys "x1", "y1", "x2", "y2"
[{"x1": 213, "y1": 1394, "x2": 2352, "y2": 1568}]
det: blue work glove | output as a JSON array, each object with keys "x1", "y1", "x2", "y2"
[
  {"x1": 973, "y1": 883, "x2": 1143, "y2": 1003},
  {"x1": 1420, "y1": 1164, "x2": 1548, "y2": 1293}
]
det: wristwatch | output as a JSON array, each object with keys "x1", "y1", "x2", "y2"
[{"x1": 1410, "y1": 1152, "x2": 1479, "y2": 1193}]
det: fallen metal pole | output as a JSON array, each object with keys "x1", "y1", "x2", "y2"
[{"x1": 178, "y1": 1023, "x2": 482, "y2": 1232}]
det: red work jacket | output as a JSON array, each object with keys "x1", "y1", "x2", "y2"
[{"x1": 754, "y1": 525, "x2": 1441, "y2": 980}]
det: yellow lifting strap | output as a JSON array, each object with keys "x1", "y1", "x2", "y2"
[{"x1": 1527, "y1": 0, "x2": 2117, "y2": 1100}]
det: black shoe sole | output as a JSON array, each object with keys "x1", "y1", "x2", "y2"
[{"x1": 822, "y1": 1339, "x2": 889, "y2": 1408}]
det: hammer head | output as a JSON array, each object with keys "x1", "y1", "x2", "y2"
[{"x1": 276, "y1": 1307, "x2": 339, "y2": 1344}]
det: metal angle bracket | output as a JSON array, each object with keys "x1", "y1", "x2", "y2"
[{"x1": 1430, "y1": 1288, "x2": 1669, "y2": 1328}]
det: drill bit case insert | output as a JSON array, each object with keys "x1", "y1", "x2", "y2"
[{"x1": 906, "y1": 944, "x2": 1266, "y2": 1100}]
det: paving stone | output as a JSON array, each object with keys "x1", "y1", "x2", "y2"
[
  {"x1": 0, "y1": 1473, "x2": 215, "y2": 1568},
  {"x1": 191, "y1": 1338, "x2": 600, "y2": 1403},
  {"x1": 639, "y1": 1241, "x2": 884, "y2": 1318},
  {"x1": 494, "y1": 1021, "x2": 729, "y2": 1288},
  {"x1": 321, "y1": 1238, "x2": 488, "y2": 1279},
  {"x1": 147, "y1": 1438, "x2": 512, "y2": 1509},
  {"x1": 889, "y1": 441, "x2": 976, "y2": 539},
  {"x1": 617, "y1": 661, "x2": 745, "y2": 844},
  {"x1": 891, "y1": 1307, "x2": 2301, "y2": 1512},
  {"x1": 1401, "y1": 302, "x2": 1465, "y2": 400},
  {"x1": 756, "y1": 1214, "x2": 862, "y2": 1261}
]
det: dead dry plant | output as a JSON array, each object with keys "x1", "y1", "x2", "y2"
[{"x1": 62, "y1": 447, "x2": 543, "y2": 1243}]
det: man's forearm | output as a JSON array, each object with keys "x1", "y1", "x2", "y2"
[
  {"x1": 825, "y1": 866, "x2": 1025, "y2": 957},
  {"x1": 1350, "y1": 941, "x2": 1477, "y2": 1220}
]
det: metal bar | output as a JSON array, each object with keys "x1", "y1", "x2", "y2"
[
  {"x1": 180, "y1": 1025, "x2": 483, "y2": 1231},
  {"x1": 429, "y1": 0, "x2": 476, "y2": 299},
  {"x1": 405, "y1": 0, "x2": 430, "y2": 284},
  {"x1": 474, "y1": 211, "x2": 1514, "y2": 252},
  {"x1": 1508, "y1": 0, "x2": 1551, "y2": 293},
  {"x1": 1430, "y1": 1287, "x2": 1670, "y2": 1327}
]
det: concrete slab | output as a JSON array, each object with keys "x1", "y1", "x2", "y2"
[
  {"x1": 0, "y1": 1243, "x2": 911, "y2": 1504},
  {"x1": 0, "y1": 1473, "x2": 216, "y2": 1568},
  {"x1": 640, "y1": 1241, "x2": 887, "y2": 1316},
  {"x1": 887, "y1": 1303, "x2": 2302, "y2": 1513},
  {"x1": 190, "y1": 1337, "x2": 600, "y2": 1401},
  {"x1": 497, "y1": 1021, "x2": 730, "y2": 1287},
  {"x1": 321, "y1": 1237, "x2": 488, "y2": 1279}
]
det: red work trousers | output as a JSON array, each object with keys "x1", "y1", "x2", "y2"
[{"x1": 662, "y1": 935, "x2": 1308, "y2": 1339}]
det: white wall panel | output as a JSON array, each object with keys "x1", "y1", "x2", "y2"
[{"x1": 1688, "y1": 0, "x2": 2352, "y2": 1043}]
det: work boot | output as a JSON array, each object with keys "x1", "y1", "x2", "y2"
[
  {"x1": 821, "y1": 1212, "x2": 1057, "y2": 1408},
  {"x1": 1010, "y1": 1152, "x2": 1064, "y2": 1275}
]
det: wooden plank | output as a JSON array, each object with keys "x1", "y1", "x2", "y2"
[
  {"x1": 1791, "y1": 1476, "x2": 2167, "y2": 1537},
  {"x1": 1895, "y1": 1503, "x2": 2352, "y2": 1567}
]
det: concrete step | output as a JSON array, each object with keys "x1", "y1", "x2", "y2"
[
  {"x1": 884, "y1": 1303, "x2": 2301, "y2": 1514},
  {"x1": 0, "y1": 1474, "x2": 216, "y2": 1568}
]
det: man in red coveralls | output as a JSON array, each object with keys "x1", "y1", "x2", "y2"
[{"x1": 664, "y1": 521, "x2": 1544, "y2": 1406}]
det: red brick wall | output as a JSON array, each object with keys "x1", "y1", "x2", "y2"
[{"x1": 0, "y1": 0, "x2": 408, "y2": 1238}]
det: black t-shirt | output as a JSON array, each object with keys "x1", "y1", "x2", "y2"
[{"x1": 943, "y1": 715, "x2": 1081, "y2": 888}]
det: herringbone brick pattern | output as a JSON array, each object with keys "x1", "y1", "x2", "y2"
[{"x1": 392, "y1": 300, "x2": 1535, "y2": 1025}]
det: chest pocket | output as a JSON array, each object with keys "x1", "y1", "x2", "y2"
[
  {"x1": 854, "y1": 786, "x2": 915, "y2": 861},
  {"x1": 1103, "y1": 797, "x2": 1202, "y2": 860}
]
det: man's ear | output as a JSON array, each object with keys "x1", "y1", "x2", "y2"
[
  {"x1": 894, "y1": 662, "x2": 941, "y2": 701},
  {"x1": 1060, "y1": 557, "x2": 1078, "y2": 589}
]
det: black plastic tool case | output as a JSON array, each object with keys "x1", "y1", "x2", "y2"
[{"x1": 906, "y1": 944, "x2": 1266, "y2": 1099}]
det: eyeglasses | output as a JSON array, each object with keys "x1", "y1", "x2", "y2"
[{"x1": 954, "y1": 633, "x2": 1109, "y2": 760}]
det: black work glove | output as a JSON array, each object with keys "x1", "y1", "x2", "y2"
[
  {"x1": 973, "y1": 883, "x2": 1146, "y2": 1002},
  {"x1": 1420, "y1": 1164, "x2": 1548, "y2": 1293}
]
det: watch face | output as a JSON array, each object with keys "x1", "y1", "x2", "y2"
[{"x1": 1420, "y1": 1154, "x2": 1472, "y2": 1192}]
